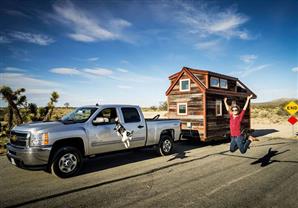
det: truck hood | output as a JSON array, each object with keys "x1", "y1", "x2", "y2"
[{"x1": 12, "y1": 121, "x2": 66, "y2": 133}]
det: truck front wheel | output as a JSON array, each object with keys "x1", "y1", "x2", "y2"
[
  {"x1": 50, "y1": 146, "x2": 83, "y2": 178},
  {"x1": 158, "y1": 135, "x2": 174, "y2": 156}
]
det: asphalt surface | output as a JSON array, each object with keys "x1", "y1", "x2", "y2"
[{"x1": 0, "y1": 137, "x2": 298, "y2": 208}]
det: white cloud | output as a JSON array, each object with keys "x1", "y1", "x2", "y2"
[
  {"x1": 50, "y1": 67, "x2": 81, "y2": 75},
  {"x1": 52, "y1": 0, "x2": 131, "y2": 42},
  {"x1": 3, "y1": 67, "x2": 26, "y2": 72},
  {"x1": 0, "y1": 35, "x2": 11, "y2": 43},
  {"x1": 121, "y1": 60, "x2": 130, "y2": 64},
  {"x1": 4, "y1": 10, "x2": 30, "y2": 18},
  {"x1": 83, "y1": 68, "x2": 113, "y2": 76},
  {"x1": 117, "y1": 85, "x2": 132, "y2": 89},
  {"x1": 174, "y1": 2, "x2": 251, "y2": 40},
  {"x1": 49, "y1": 66, "x2": 161, "y2": 84},
  {"x1": 291, "y1": 67, "x2": 298, "y2": 72},
  {"x1": 9, "y1": 31, "x2": 54, "y2": 45},
  {"x1": 25, "y1": 88, "x2": 57, "y2": 95},
  {"x1": 117, "y1": 68, "x2": 128, "y2": 73},
  {"x1": 109, "y1": 71, "x2": 162, "y2": 83},
  {"x1": 240, "y1": 54, "x2": 258, "y2": 63},
  {"x1": 1, "y1": 72, "x2": 58, "y2": 87},
  {"x1": 49, "y1": 66, "x2": 113, "y2": 77},
  {"x1": 0, "y1": 72, "x2": 66, "y2": 106},
  {"x1": 87, "y1": 57, "x2": 99, "y2": 61},
  {"x1": 195, "y1": 40, "x2": 220, "y2": 50},
  {"x1": 149, "y1": 1, "x2": 252, "y2": 48},
  {"x1": 231, "y1": 64, "x2": 270, "y2": 78},
  {"x1": 209, "y1": 15, "x2": 247, "y2": 32}
]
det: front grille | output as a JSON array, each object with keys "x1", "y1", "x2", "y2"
[{"x1": 10, "y1": 131, "x2": 28, "y2": 147}]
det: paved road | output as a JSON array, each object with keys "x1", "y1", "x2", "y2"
[{"x1": 0, "y1": 138, "x2": 298, "y2": 208}]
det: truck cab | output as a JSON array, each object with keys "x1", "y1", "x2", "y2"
[{"x1": 7, "y1": 105, "x2": 181, "y2": 178}]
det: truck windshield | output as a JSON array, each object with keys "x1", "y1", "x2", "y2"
[{"x1": 61, "y1": 107, "x2": 97, "y2": 123}]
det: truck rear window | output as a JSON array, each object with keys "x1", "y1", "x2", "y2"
[{"x1": 121, "y1": 108, "x2": 141, "y2": 123}]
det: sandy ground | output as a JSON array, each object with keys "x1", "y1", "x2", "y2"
[
  {"x1": 252, "y1": 119, "x2": 297, "y2": 139},
  {"x1": 143, "y1": 111, "x2": 298, "y2": 139}
]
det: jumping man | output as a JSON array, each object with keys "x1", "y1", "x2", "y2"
[{"x1": 224, "y1": 95, "x2": 257, "y2": 154}]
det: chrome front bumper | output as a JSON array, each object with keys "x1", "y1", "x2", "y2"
[{"x1": 6, "y1": 143, "x2": 52, "y2": 168}]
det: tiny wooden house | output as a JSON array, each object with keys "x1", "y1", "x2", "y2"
[{"x1": 166, "y1": 67, "x2": 256, "y2": 141}]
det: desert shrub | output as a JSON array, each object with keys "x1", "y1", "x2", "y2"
[
  {"x1": 275, "y1": 107, "x2": 288, "y2": 116},
  {"x1": 258, "y1": 110, "x2": 269, "y2": 118},
  {"x1": 150, "y1": 106, "x2": 157, "y2": 111}
]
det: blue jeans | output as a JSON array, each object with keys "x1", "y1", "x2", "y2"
[{"x1": 230, "y1": 135, "x2": 251, "y2": 154}]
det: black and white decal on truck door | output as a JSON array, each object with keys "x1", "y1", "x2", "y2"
[
  {"x1": 120, "y1": 107, "x2": 146, "y2": 148},
  {"x1": 114, "y1": 118, "x2": 134, "y2": 148}
]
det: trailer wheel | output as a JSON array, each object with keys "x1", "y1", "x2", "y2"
[
  {"x1": 158, "y1": 135, "x2": 174, "y2": 156},
  {"x1": 50, "y1": 146, "x2": 83, "y2": 178}
]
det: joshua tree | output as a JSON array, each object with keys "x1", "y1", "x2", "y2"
[
  {"x1": 28, "y1": 103, "x2": 38, "y2": 121},
  {"x1": 64, "y1": 102, "x2": 70, "y2": 108},
  {"x1": 0, "y1": 86, "x2": 25, "y2": 127},
  {"x1": 158, "y1": 101, "x2": 168, "y2": 111},
  {"x1": 43, "y1": 91, "x2": 59, "y2": 121}
]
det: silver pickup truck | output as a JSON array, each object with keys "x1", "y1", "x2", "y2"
[{"x1": 7, "y1": 105, "x2": 181, "y2": 178}]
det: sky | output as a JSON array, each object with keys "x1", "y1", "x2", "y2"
[{"x1": 0, "y1": 0, "x2": 297, "y2": 107}]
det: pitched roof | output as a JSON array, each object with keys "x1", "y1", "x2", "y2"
[
  {"x1": 165, "y1": 67, "x2": 207, "y2": 95},
  {"x1": 166, "y1": 67, "x2": 257, "y2": 98}
]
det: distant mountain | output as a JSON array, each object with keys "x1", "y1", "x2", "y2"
[{"x1": 252, "y1": 98, "x2": 298, "y2": 108}]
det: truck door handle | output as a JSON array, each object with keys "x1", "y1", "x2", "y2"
[{"x1": 138, "y1": 125, "x2": 144, "y2": 129}]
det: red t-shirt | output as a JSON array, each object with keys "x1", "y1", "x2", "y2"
[{"x1": 229, "y1": 110, "x2": 245, "y2": 137}]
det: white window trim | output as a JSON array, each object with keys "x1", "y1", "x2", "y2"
[
  {"x1": 179, "y1": 79, "x2": 190, "y2": 92},
  {"x1": 177, "y1": 103, "x2": 187, "y2": 115},
  {"x1": 210, "y1": 76, "x2": 220, "y2": 88},
  {"x1": 220, "y1": 78, "x2": 228, "y2": 89},
  {"x1": 216, "y1": 100, "x2": 222, "y2": 116}
]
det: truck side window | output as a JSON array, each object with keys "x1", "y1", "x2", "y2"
[
  {"x1": 94, "y1": 108, "x2": 118, "y2": 124},
  {"x1": 121, "y1": 108, "x2": 141, "y2": 123}
]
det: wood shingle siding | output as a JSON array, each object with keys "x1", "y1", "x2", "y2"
[{"x1": 167, "y1": 73, "x2": 205, "y2": 138}]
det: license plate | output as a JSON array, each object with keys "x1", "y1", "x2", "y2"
[{"x1": 11, "y1": 158, "x2": 16, "y2": 166}]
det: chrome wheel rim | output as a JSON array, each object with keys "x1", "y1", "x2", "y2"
[
  {"x1": 58, "y1": 153, "x2": 78, "y2": 173},
  {"x1": 162, "y1": 139, "x2": 172, "y2": 153}
]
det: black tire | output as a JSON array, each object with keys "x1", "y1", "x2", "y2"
[
  {"x1": 157, "y1": 135, "x2": 174, "y2": 156},
  {"x1": 50, "y1": 146, "x2": 83, "y2": 178}
]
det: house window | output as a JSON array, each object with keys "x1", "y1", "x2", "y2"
[
  {"x1": 216, "y1": 100, "x2": 222, "y2": 116},
  {"x1": 210, "y1": 77, "x2": 219, "y2": 87},
  {"x1": 179, "y1": 79, "x2": 190, "y2": 91},
  {"x1": 220, "y1": 79, "x2": 228, "y2": 89},
  {"x1": 177, "y1": 103, "x2": 187, "y2": 115}
]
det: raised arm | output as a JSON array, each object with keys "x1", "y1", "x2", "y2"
[
  {"x1": 243, "y1": 94, "x2": 253, "y2": 111},
  {"x1": 223, "y1": 97, "x2": 230, "y2": 112}
]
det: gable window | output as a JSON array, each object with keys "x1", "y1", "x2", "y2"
[
  {"x1": 210, "y1": 77, "x2": 219, "y2": 88},
  {"x1": 220, "y1": 79, "x2": 228, "y2": 89},
  {"x1": 177, "y1": 103, "x2": 187, "y2": 115},
  {"x1": 179, "y1": 79, "x2": 190, "y2": 91},
  {"x1": 216, "y1": 100, "x2": 222, "y2": 116}
]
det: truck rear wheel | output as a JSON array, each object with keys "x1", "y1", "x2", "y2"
[
  {"x1": 50, "y1": 146, "x2": 83, "y2": 178},
  {"x1": 158, "y1": 135, "x2": 173, "y2": 156}
]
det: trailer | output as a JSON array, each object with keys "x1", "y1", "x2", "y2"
[{"x1": 166, "y1": 67, "x2": 257, "y2": 141}]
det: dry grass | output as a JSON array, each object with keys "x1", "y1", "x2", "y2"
[{"x1": 0, "y1": 100, "x2": 296, "y2": 152}]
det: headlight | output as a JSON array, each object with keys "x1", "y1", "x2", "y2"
[{"x1": 30, "y1": 132, "x2": 49, "y2": 147}]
